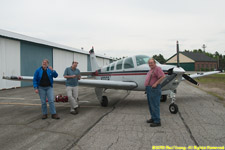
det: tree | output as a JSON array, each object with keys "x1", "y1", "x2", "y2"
[{"x1": 153, "y1": 54, "x2": 166, "y2": 64}]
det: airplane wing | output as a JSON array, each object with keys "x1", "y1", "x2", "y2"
[
  {"x1": 2, "y1": 76, "x2": 137, "y2": 90},
  {"x1": 182, "y1": 71, "x2": 221, "y2": 80}
]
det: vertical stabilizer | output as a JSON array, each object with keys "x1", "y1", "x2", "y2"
[{"x1": 89, "y1": 47, "x2": 100, "y2": 71}]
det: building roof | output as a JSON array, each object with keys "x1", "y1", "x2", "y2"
[
  {"x1": 181, "y1": 51, "x2": 217, "y2": 62},
  {"x1": 167, "y1": 51, "x2": 217, "y2": 63},
  {"x1": 0, "y1": 29, "x2": 112, "y2": 59}
]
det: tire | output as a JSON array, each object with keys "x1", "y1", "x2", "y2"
[
  {"x1": 169, "y1": 103, "x2": 178, "y2": 114},
  {"x1": 160, "y1": 95, "x2": 167, "y2": 102},
  {"x1": 101, "y1": 96, "x2": 108, "y2": 107}
]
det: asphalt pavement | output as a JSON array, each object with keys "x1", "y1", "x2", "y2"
[{"x1": 0, "y1": 82, "x2": 224, "y2": 150}]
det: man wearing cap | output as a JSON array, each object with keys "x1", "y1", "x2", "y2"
[{"x1": 64, "y1": 61, "x2": 81, "y2": 115}]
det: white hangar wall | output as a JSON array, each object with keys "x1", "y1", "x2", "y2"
[
  {"x1": 53, "y1": 48, "x2": 74, "y2": 78},
  {"x1": 73, "y1": 53, "x2": 87, "y2": 72},
  {"x1": 0, "y1": 37, "x2": 20, "y2": 89}
]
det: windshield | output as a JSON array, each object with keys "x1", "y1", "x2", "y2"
[
  {"x1": 136, "y1": 55, "x2": 150, "y2": 66},
  {"x1": 136, "y1": 55, "x2": 160, "y2": 66}
]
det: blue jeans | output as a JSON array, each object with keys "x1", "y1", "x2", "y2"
[
  {"x1": 146, "y1": 85, "x2": 161, "y2": 123},
  {"x1": 38, "y1": 86, "x2": 56, "y2": 115}
]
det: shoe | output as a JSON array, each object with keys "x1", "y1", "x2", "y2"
[
  {"x1": 70, "y1": 111, "x2": 78, "y2": 115},
  {"x1": 42, "y1": 114, "x2": 48, "y2": 120},
  {"x1": 51, "y1": 114, "x2": 60, "y2": 119},
  {"x1": 150, "y1": 122, "x2": 161, "y2": 127},
  {"x1": 74, "y1": 107, "x2": 79, "y2": 114},
  {"x1": 146, "y1": 119, "x2": 154, "y2": 123}
]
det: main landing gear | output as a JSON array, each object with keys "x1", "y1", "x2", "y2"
[
  {"x1": 95, "y1": 88, "x2": 109, "y2": 107},
  {"x1": 101, "y1": 96, "x2": 108, "y2": 107},
  {"x1": 160, "y1": 95, "x2": 167, "y2": 102}
]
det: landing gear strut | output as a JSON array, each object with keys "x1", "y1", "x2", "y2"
[{"x1": 168, "y1": 91, "x2": 178, "y2": 114}]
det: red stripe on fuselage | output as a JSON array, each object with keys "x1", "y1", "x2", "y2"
[{"x1": 94, "y1": 72, "x2": 168, "y2": 76}]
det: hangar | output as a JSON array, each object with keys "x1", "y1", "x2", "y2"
[{"x1": 0, "y1": 29, "x2": 113, "y2": 89}]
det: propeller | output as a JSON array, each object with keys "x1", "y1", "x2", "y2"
[
  {"x1": 182, "y1": 74, "x2": 199, "y2": 86},
  {"x1": 176, "y1": 41, "x2": 199, "y2": 86}
]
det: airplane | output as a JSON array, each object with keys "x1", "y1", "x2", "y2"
[{"x1": 2, "y1": 41, "x2": 220, "y2": 114}]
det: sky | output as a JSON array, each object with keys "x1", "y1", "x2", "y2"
[{"x1": 0, "y1": 0, "x2": 225, "y2": 59}]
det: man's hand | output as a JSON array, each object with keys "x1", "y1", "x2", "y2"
[
  {"x1": 78, "y1": 75, "x2": 81, "y2": 80},
  {"x1": 72, "y1": 75, "x2": 76, "y2": 78},
  {"x1": 48, "y1": 66, "x2": 53, "y2": 71},
  {"x1": 35, "y1": 89, "x2": 39, "y2": 93},
  {"x1": 152, "y1": 83, "x2": 157, "y2": 88}
]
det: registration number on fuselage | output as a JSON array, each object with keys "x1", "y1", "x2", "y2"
[{"x1": 101, "y1": 76, "x2": 111, "y2": 80}]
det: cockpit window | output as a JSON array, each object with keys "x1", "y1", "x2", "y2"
[
  {"x1": 116, "y1": 60, "x2": 123, "y2": 70},
  {"x1": 106, "y1": 66, "x2": 110, "y2": 71},
  {"x1": 136, "y1": 55, "x2": 150, "y2": 66},
  {"x1": 124, "y1": 57, "x2": 134, "y2": 69},
  {"x1": 136, "y1": 55, "x2": 160, "y2": 66}
]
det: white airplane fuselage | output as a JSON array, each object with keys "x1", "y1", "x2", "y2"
[{"x1": 93, "y1": 55, "x2": 185, "y2": 93}]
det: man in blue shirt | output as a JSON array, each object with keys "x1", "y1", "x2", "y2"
[
  {"x1": 33, "y1": 59, "x2": 60, "y2": 120},
  {"x1": 64, "y1": 61, "x2": 81, "y2": 115}
]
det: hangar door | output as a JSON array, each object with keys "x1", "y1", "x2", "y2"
[{"x1": 21, "y1": 41, "x2": 53, "y2": 87}]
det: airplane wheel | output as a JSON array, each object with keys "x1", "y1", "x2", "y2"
[
  {"x1": 160, "y1": 95, "x2": 167, "y2": 102},
  {"x1": 169, "y1": 103, "x2": 178, "y2": 114},
  {"x1": 101, "y1": 96, "x2": 108, "y2": 107}
]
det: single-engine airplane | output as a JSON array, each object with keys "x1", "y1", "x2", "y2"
[{"x1": 3, "y1": 41, "x2": 220, "y2": 114}]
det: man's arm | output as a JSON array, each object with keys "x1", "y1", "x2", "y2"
[
  {"x1": 64, "y1": 75, "x2": 76, "y2": 78},
  {"x1": 63, "y1": 68, "x2": 77, "y2": 78},
  {"x1": 152, "y1": 68, "x2": 166, "y2": 88},
  {"x1": 152, "y1": 75, "x2": 165, "y2": 88}
]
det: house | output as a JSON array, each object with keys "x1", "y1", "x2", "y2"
[{"x1": 166, "y1": 51, "x2": 217, "y2": 71}]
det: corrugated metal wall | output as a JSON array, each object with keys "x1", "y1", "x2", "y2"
[
  {"x1": 20, "y1": 41, "x2": 53, "y2": 87},
  {"x1": 73, "y1": 53, "x2": 87, "y2": 72},
  {"x1": 0, "y1": 37, "x2": 21, "y2": 89},
  {"x1": 96, "y1": 57, "x2": 104, "y2": 67},
  {"x1": 53, "y1": 48, "x2": 73, "y2": 78},
  {"x1": 0, "y1": 37, "x2": 113, "y2": 89}
]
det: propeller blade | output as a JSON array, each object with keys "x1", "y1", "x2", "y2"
[{"x1": 182, "y1": 74, "x2": 199, "y2": 85}]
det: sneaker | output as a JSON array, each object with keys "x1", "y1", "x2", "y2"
[
  {"x1": 42, "y1": 114, "x2": 48, "y2": 120},
  {"x1": 74, "y1": 107, "x2": 79, "y2": 114},
  {"x1": 70, "y1": 111, "x2": 78, "y2": 115},
  {"x1": 51, "y1": 114, "x2": 60, "y2": 119},
  {"x1": 150, "y1": 122, "x2": 161, "y2": 127},
  {"x1": 146, "y1": 119, "x2": 154, "y2": 123}
]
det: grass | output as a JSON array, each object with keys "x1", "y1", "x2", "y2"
[
  {"x1": 196, "y1": 74, "x2": 225, "y2": 83},
  {"x1": 194, "y1": 73, "x2": 225, "y2": 101}
]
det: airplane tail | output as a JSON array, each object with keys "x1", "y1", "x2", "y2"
[{"x1": 89, "y1": 47, "x2": 100, "y2": 71}]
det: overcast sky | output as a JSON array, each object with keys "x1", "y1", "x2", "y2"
[{"x1": 0, "y1": 0, "x2": 225, "y2": 59}]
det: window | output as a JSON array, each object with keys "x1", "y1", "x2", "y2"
[
  {"x1": 197, "y1": 64, "x2": 200, "y2": 70},
  {"x1": 116, "y1": 60, "x2": 123, "y2": 70},
  {"x1": 106, "y1": 66, "x2": 110, "y2": 71},
  {"x1": 201, "y1": 64, "x2": 204, "y2": 68},
  {"x1": 136, "y1": 55, "x2": 150, "y2": 66},
  {"x1": 110, "y1": 63, "x2": 115, "y2": 71},
  {"x1": 124, "y1": 57, "x2": 134, "y2": 69}
]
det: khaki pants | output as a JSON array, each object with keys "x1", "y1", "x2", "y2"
[{"x1": 66, "y1": 86, "x2": 78, "y2": 112}]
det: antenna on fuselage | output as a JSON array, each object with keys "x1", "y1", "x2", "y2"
[{"x1": 176, "y1": 41, "x2": 180, "y2": 67}]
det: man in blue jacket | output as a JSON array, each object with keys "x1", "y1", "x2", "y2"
[{"x1": 33, "y1": 59, "x2": 60, "y2": 120}]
